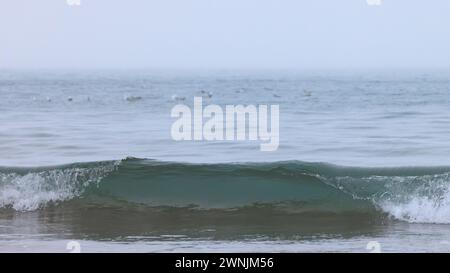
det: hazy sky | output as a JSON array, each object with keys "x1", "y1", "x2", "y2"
[{"x1": 1, "y1": 0, "x2": 450, "y2": 69}]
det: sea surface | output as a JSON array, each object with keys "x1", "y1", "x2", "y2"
[{"x1": 1, "y1": 69, "x2": 450, "y2": 252}]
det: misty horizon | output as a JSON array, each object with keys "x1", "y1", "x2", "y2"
[{"x1": 2, "y1": 0, "x2": 450, "y2": 70}]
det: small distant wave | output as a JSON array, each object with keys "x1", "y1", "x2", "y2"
[{"x1": 2, "y1": 158, "x2": 450, "y2": 224}]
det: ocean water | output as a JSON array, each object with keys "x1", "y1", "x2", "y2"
[{"x1": 2, "y1": 69, "x2": 450, "y2": 252}]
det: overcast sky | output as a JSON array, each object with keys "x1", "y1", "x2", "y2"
[{"x1": 1, "y1": 0, "x2": 450, "y2": 70}]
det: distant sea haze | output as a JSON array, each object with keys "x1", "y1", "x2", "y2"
[{"x1": 1, "y1": 69, "x2": 450, "y2": 167}]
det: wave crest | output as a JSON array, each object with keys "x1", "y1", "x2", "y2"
[
  {"x1": 0, "y1": 161, "x2": 118, "y2": 211},
  {"x1": 2, "y1": 158, "x2": 450, "y2": 224}
]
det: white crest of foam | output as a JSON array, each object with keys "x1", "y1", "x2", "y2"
[
  {"x1": 330, "y1": 172, "x2": 450, "y2": 224},
  {"x1": 380, "y1": 192, "x2": 450, "y2": 224},
  {"x1": 0, "y1": 163, "x2": 117, "y2": 211},
  {"x1": 375, "y1": 173, "x2": 450, "y2": 224}
]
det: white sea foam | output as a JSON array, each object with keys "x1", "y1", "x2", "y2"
[
  {"x1": 380, "y1": 193, "x2": 450, "y2": 224},
  {"x1": 378, "y1": 174, "x2": 450, "y2": 224},
  {"x1": 369, "y1": 174, "x2": 450, "y2": 224},
  {"x1": 330, "y1": 172, "x2": 450, "y2": 224},
  {"x1": 0, "y1": 163, "x2": 117, "y2": 211}
]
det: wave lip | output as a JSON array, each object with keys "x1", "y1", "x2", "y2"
[{"x1": 2, "y1": 158, "x2": 450, "y2": 224}]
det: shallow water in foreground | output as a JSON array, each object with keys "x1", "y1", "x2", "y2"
[{"x1": 2, "y1": 206, "x2": 450, "y2": 253}]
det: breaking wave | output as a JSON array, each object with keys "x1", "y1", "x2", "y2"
[{"x1": 2, "y1": 158, "x2": 450, "y2": 224}]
